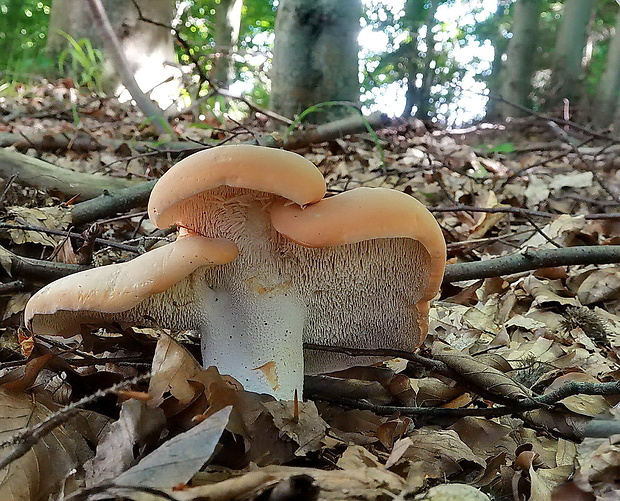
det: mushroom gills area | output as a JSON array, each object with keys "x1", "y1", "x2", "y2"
[{"x1": 297, "y1": 237, "x2": 431, "y2": 374}]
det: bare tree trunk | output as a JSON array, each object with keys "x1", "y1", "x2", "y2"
[
  {"x1": 212, "y1": 0, "x2": 243, "y2": 88},
  {"x1": 85, "y1": 0, "x2": 171, "y2": 135},
  {"x1": 415, "y1": 0, "x2": 440, "y2": 121},
  {"x1": 485, "y1": 1, "x2": 514, "y2": 120},
  {"x1": 47, "y1": 0, "x2": 179, "y2": 109},
  {"x1": 548, "y1": 0, "x2": 595, "y2": 107},
  {"x1": 271, "y1": 0, "x2": 362, "y2": 122},
  {"x1": 497, "y1": 0, "x2": 543, "y2": 119},
  {"x1": 598, "y1": 7, "x2": 620, "y2": 129}
]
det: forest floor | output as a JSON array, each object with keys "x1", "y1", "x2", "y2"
[{"x1": 1, "y1": 81, "x2": 620, "y2": 500}]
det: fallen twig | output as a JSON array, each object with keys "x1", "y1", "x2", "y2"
[
  {"x1": 431, "y1": 205, "x2": 620, "y2": 220},
  {"x1": 0, "y1": 223, "x2": 141, "y2": 254}
]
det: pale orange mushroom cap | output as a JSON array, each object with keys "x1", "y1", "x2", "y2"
[
  {"x1": 148, "y1": 145, "x2": 327, "y2": 229},
  {"x1": 24, "y1": 236, "x2": 238, "y2": 336},
  {"x1": 270, "y1": 187, "x2": 446, "y2": 336}
]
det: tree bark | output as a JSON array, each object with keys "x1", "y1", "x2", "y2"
[
  {"x1": 598, "y1": 7, "x2": 620, "y2": 129},
  {"x1": 497, "y1": 0, "x2": 543, "y2": 118},
  {"x1": 212, "y1": 0, "x2": 244, "y2": 88},
  {"x1": 47, "y1": 0, "x2": 178, "y2": 110},
  {"x1": 415, "y1": 0, "x2": 440, "y2": 121},
  {"x1": 271, "y1": 0, "x2": 362, "y2": 122},
  {"x1": 548, "y1": 0, "x2": 595, "y2": 108}
]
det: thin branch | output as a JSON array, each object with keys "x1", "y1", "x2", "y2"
[
  {"x1": 315, "y1": 380, "x2": 620, "y2": 420},
  {"x1": 0, "y1": 223, "x2": 141, "y2": 254},
  {"x1": 431, "y1": 205, "x2": 620, "y2": 220}
]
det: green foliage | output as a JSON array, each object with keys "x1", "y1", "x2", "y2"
[
  {"x1": 361, "y1": 0, "x2": 468, "y2": 123},
  {"x1": 56, "y1": 32, "x2": 105, "y2": 93},
  {"x1": 176, "y1": 0, "x2": 276, "y2": 106},
  {"x1": 0, "y1": 0, "x2": 54, "y2": 79}
]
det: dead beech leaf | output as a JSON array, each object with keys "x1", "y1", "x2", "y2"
[
  {"x1": 386, "y1": 429, "x2": 485, "y2": 478},
  {"x1": 390, "y1": 375, "x2": 462, "y2": 407},
  {"x1": 545, "y1": 373, "x2": 610, "y2": 417},
  {"x1": 149, "y1": 334, "x2": 202, "y2": 405},
  {"x1": 114, "y1": 406, "x2": 231, "y2": 489},
  {"x1": 522, "y1": 215, "x2": 586, "y2": 249},
  {"x1": 0, "y1": 246, "x2": 15, "y2": 275},
  {"x1": 264, "y1": 400, "x2": 327, "y2": 456},
  {"x1": 5, "y1": 206, "x2": 71, "y2": 247},
  {"x1": 432, "y1": 342, "x2": 531, "y2": 401},
  {"x1": 416, "y1": 484, "x2": 492, "y2": 500},
  {"x1": 450, "y1": 417, "x2": 518, "y2": 459},
  {"x1": 85, "y1": 399, "x2": 167, "y2": 486},
  {"x1": 522, "y1": 276, "x2": 579, "y2": 308},
  {"x1": 468, "y1": 192, "x2": 508, "y2": 240},
  {"x1": 336, "y1": 445, "x2": 383, "y2": 469},
  {"x1": 2, "y1": 293, "x2": 30, "y2": 321},
  {"x1": 575, "y1": 267, "x2": 620, "y2": 305},
  {"x1": 0, "y1": 388, "x2": 94, "y2": 500}
]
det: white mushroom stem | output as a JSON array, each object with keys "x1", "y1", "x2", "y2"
[{"x1": 200, "y1": 286, "x2": 306, "y2": 399}]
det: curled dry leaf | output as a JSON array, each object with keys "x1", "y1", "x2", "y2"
[
  {"x1": 149, "y1": 333, "x2": 241, "y2": 407},
  {"x1": 113, "y1": 406, "x2": 232, "y2": 489},
  {"x1": 575, "y1": 267, "x2": 620, "y2": 305},
  {"x1": 193, "y1": 465, "x2": 405, "y2": 501},
  {"x1": 389, "y1": 374, "x2": 463, "y2": 407},
  {"x1": 264, "y1": 400, "x2": 328, "y2": 456},
  {"x1": 522, "y1": 276, "x2": 580, "y2": 308},
  {"x1": 85, "y1": 398, "x2": 167, "y2": 486},
  {"x1": 0, "y1": 388, "x2": 96, "y2": 500}
]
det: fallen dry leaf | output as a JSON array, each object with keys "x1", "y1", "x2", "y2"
[
  {"x1": 264, "y1": 400, "x2": 328, "y2": 456},
  {"x1": 113, "y1": 406, "x2": 232, "y2": 489},
  {"x1": 85, "y1": 398, "x2": 167, "y2": 486},
  {"x1": 0, "y1": 388, "x2": 96, "y2": 500}
]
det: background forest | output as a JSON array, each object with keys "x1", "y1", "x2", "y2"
[
  {"x1": 3, "y1": 1, "x2": 620, "y2": 501},
  {"x1": 3, "y1": 0, "x2": 620, "y2": 128}
]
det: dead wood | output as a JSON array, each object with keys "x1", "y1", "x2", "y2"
[
  {"x1": 69, "y1": 112, "x2": 392, "y2": 225},
  {"x1": 6, "y1": 244, "x2": 620, "y2": 287},
  {"x1": 0, "y1": 245, "x2": 89, "y2": 282},
  {"x1": 443, "y1": 245, "x2": 620, "y2": 283},
  {"x1": 0, "y1": 149, "x2": 137, "y2": 201}
]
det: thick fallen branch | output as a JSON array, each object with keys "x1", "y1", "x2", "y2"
[
  {"x1": 443, "y1": 245, "x2": 620, "y2": 283},
  {"x1": 70, "y1": 180, "x2": 157, "y2": 226},
  {"x1": 0, "y1": 149, "x2": 137, "y2": 201},
  {"x1": 69, "y1": 113, "x2": 392, "y2": 225},
  {"x1": 6, "y1": 244, "x2": 620, "y2": 286}
]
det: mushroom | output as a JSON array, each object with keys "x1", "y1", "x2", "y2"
[{"x1": 24, "y1": 145, "x2": 446, "y2": 400}]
